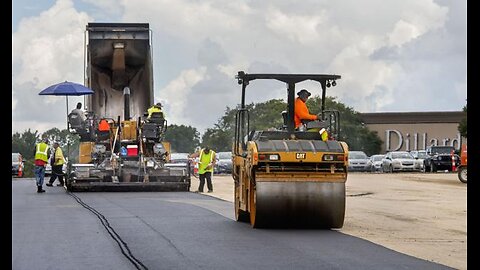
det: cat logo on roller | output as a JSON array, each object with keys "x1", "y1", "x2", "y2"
[{"x1": 296, "y1": 153, "x2": 306, "y2": 159}]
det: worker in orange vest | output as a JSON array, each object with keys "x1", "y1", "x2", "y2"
[
  {"x1": 294, "y1": 89, "x2": 320, "y2": 129},
  {"x1": 98, "y1": 119, "x2": 110, "y2": 132},
  {"x1": 97, "y1": 119, "x2": 110, "y2": 141}
]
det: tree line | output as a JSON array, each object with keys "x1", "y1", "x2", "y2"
[{"x1": 15, "y1": 96, "x2": 465, "y2": 177}]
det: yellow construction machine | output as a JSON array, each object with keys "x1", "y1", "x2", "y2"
[
  {"x1": 232, "y1": 72, "x2": 349, "y2": 228},
  {"x1": 65, "y1": 23, "x2": 191, "y2": 191}
]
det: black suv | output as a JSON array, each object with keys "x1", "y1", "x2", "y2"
[{"x1": 423, "y1": 146, "x2": 460, "y2": 172}]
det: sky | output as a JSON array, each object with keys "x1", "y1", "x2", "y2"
[{"x1": 12, "y1": 0, "x2": 467, "y2": 136}]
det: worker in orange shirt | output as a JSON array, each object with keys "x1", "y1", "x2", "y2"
[
  {"x1": 97, "y1": 118, "x2": 110, "y2": 141},
  {"x1": 294, "y1": 89, "x2": 320, "y2": 129}
]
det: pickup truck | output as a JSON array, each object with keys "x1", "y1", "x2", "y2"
[{"x1": 423, "y1": 145, "x2": 460, "y2": 173}]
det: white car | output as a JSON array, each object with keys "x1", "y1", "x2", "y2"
[
  {"x1": 348, "y1": 151, "x2": 369, "y2": 172},
  {"x1": 382, "y1": 151, "x2": 423, "y2": 173},
  {"x1": 12, "y1": 153, "x2": 24, "y2": 177},
  {"x1": 410, "y1": 150, "x2": 428, "y2": 172},
  {"x1": 165, "y1": 153, "x2": 194, "y2": 174},
  {"x1": 366, "y1": 154, "x2": 385, "y2": 172}
]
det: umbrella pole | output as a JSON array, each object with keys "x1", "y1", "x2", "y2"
[
  {"x1": 66, "y1": 96, "x2": 69, "y2": 129},
  {"x1": 66, "y1": 96, "x2": 70, "y2": 166}
]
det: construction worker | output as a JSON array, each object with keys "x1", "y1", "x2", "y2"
[
  {"x1": 97, "y1": 118, "x2": 110, "y2": 141},
  {"x1": 70, "y1": 102, "x2": 87, "y2": 124},
  {"x1": 189, "y1": 146, "x2": 216, "y2": 193},
  {"x1": 147, "y1": 102, "x2": 164, "y2": 119},
  {"x1": 294, "y1": 89, "x2": 320, "y2": 129},
  {"x1": 46, "y1": 142, "x2": 65, "y2": 187},
  {"x1": 33, "y1": 137, "x2": 50, "y2": 193}
]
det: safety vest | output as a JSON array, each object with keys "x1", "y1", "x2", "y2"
[
  {"x1": 53, "y1": 147, "x2": 65, "y2": 166},
  {"x1": 198, "y1": 149, "x2": 215, "y2": 174},
  {"x1": 147, "y1": 106, "x2": 162, "y2": 118},
  {"x1": 294, "y1": 97, "x2": 317, "y2": 128},
  {"x1": 319, "y1": 128, "x2": 328, "y2": 142},
  {"x1": 98, "y1": 119, "x2": 110, "y2": 131},
  {"x1": 35, "y1": 142, "x2": 49, "y2": 162}
]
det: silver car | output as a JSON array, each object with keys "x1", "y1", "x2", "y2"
[
  {"x1": 214, "y1": 151, "x2": 233, "y2": 174},
  {"x1": 12, "y1": 153, "x2": 24, "y2": 177},
  {"x1": 410, "y1": 150, "x2": 428, "y2": 172},
  {"x1": 348, "y1": 151, "x2": 369, "y2": 172},
  {"x1": 382, "y1": 151, "x2": 423, "y2": 173},
  {"x1": 366, "y1": 154, "x2": 385, "y2": 172}
]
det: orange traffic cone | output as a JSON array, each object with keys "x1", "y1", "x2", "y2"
[{"x1": 451, "y1": 151, "x2": 457, "y2": 172}]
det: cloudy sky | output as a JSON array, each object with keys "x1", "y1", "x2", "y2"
[{"x1": 12, "y1": 0, "x2": 467, "y2": 135}]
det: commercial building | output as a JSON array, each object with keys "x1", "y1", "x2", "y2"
[{"x1": 359, "y1": 111, "x2": 466, "y2": 153}]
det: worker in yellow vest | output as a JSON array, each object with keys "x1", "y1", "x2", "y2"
[
  {"x1": 189, "y1": 145, "x2": 216, "y2": 193},
  {"x1": 147, "y1": 102, "x2": 164, "y2": 119},
  {"x1": 33, "y1": 137, "x2": 50, "y2": 193},
  {"x1": 46, "y1": 142, "x2": 65, "y2": 187}
]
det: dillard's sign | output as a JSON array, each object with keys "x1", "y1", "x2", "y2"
[{"x1": 385, "y1": 130, "x2": 461, "y2": 152}]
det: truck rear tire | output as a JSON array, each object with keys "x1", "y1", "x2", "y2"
[{"x1": 458, "y1": 167, "x2": 467, "y2": 183}]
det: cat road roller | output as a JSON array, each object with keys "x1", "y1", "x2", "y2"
[{"x1": 232, "y1": 72, "x2": 349, "y2": 228}]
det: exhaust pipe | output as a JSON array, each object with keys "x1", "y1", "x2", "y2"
[{"x1": 123, "y1": 86, "x2": 130, "y2": 120}]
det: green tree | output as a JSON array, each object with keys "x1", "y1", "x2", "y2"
[
  {"x1": 12, "y1": 128, "x2": 81, "y2": 177},
  {"x1": 164, "y1": 124, "x2": 200, "y2": 153},
  {"x1": 202, "y1": 96, "x2": 382, "y2": 156},
  {"x1": 12, "y1": 129, "x2": 40, "y2": 160},
  {"x1": 201, "y1": 100, "x2": 287, "y2": 152},
  {"x1": 12, "y1": 129, "x2": 40, "y2": 178},
  {"x1": 458, "y1": 105, "x2": 467, "y2": 137},
  {"x1": 306, "y1": 96, "x2": 382, "y2": 155}
]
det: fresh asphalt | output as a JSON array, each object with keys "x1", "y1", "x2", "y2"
[{"x1": 12, "y1": 178, "x2": 454, "y2": 270}]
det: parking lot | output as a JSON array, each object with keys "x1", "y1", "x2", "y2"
[{"x1": 195, "y1": 171, "x2": 467, "y2": 270}]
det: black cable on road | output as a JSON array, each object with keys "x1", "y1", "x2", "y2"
[{"x1": 68, "y1": 192, "x2": 149, "y2": 270}]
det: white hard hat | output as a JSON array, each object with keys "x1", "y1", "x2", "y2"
[{"x1": 319, "y1": 128, "x2": 326, "y2": 134}]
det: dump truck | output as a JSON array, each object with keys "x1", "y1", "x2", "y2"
[
  {"x1": 232, "y1": 72, "x2": 348, "y2": 228},
  {"x1": 65, "y1": 23, "x2": 191, "y2": 191}
]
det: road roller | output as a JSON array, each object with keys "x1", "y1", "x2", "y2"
[{"x1": 232, "y1": 72, "x2": 349, "y2": 228}]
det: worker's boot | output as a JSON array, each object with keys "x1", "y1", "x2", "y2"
[{"x1": 37, "y1": 186, "x2": 45, "y2": 193}]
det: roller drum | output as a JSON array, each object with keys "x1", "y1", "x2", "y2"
[{"x1": 253, "y1": 181, "x2": 345, "y2": 228}]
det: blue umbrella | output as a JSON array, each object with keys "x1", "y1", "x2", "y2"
[
  {"x1": 39, "y1": 81, "x2": 95, "y2": 164},
  {"x1": 39, "y1": 81, "x2": 94, "y2": 128},
  {"x1": 38, "y1": 81, "x2": 94, "y2": 96}
]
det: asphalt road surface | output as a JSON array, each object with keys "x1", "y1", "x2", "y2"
[{"x1": 12, "y1": 178, "x2": 454, "y2": 270}]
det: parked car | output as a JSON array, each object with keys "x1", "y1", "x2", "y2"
[
  {"x1": 382, "y1": 151, "x2": 423, "y2": 173},
  {"x1": 410, "y1": 150, "x2": 428, "y2": 172},
  {"x1": 165, "y1": 152, "x2": 193, "y2": 173},
  {"x1": 214, "y1": 151, "x2": 233, "y2": 174},
  {"x1": 366, "y1": 154, "x2": 385, "y2": 172},
  {"x1": 45, "y1": 159, "x2": 68, "y2": 177},
  {"x1": 423, "y1": 145, "x2": 460, "y2": 172},
  {"x1": 12, "y1": 153, "x2": 24, "y2": 177},
  {"x1": 348, "y1": 151, "x2": 369, "y2": 172}
]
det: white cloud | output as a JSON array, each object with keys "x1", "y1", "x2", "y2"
[
  {"x1": 158, "y1": 67, "x2": 208, "y2": 126},
  {"x1": 12, "y1": 0, "x2": 466, "y2": 136},
  {"x1": 12, "y1": 0, "x2": 92, "y2": 133},
  {"x1": 265, "y1": 7, "x2": 326, "y2": 44}
]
